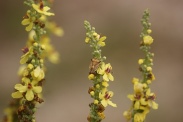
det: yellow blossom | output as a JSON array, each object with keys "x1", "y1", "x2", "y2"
[
  {"x1": 143, "y1": 35, "x2": 153, "y2": 45},
  {"x1": 20, "y1": 47, "x2": 33, "y2": 64},
  {"x1": 11, "y1": 80, "x2": 42, "y2": 101},
  {"x1": 97, "y1": 62, "x2": 114, "y2": 81},
  {"x1": 88, "y1": 74, "x2": 95, "y2": 80},
  {"x1": 85, "y1": 37, "x2": 90, "y2": 43},
  {"x1": 32, "y1": 4, "x2": 55, "y2": 16},
  {"x1": 47, "y1": 22, "x2": 64, "y2": 36},
  {"x1": 21, "y1": 12, "x2": 35, "y2": 31},
  {"x1": 94, "y1": 100, "x2": 99, "y2": 104},
  {"x1": 147, "y1": 29, "x2": 152, "y2": 34},
  {"x1": 99, "y1": 89, "x2": 117, "y2": 107},
  {"x1": 145, "y1": 89, "x2": 158, "y2": 109},
  {"x1": 102, "y1": 81, "x2": 109, "y2": 87},
  {"x1": 123, "y1": 111, "x2": 132, "y2": 121},
  {"x1": 31, "y1": 66, "x2": 45, "y2": 81},
  {"x1": 134, "y1": 112, "x2": 146, "y2": 122},
  {"x1": 97, "y1": 36, "x2": 106, "y2": 47},
  {"x1": 138, "y1": 59, "x2": 144, "y2": 65},
  {"x1": 134, "y1": 82, "x2": 144, "y2": 94},
  {"x1": 146, "y1": 66, "x2": 152, "y2": 71},
  {"x1": 90, "y1": 91, "x2": 95, "y2": 96}
]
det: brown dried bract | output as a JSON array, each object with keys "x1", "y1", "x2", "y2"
[{"x1": 89, "y1": 58, "x2": 101, "y2": 74}]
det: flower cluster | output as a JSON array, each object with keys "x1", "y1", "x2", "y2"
[
  {"x1": 2, "y1": 0, "x2": 62, "y2": 122},
  {"x1": 123, "y1": 9, "x2": 158, "y2": 122},
  {"x1": 84, "y1": 21, "x2": 116, "y2": 122}
]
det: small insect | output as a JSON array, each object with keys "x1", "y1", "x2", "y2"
[{"x1": 89, "y1": 58, "x2": 101, "y2": 74}]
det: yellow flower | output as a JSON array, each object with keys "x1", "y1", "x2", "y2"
[
  {"x1": 134, "y1": 82, "x2": 144, "y2": 94},
  {"x1": 123, "y1": 111, "x2": 132, "y2": 121},
  {"x1": 97, "y1": 36, "x2": 106, "y2": 47},
  {"x1": 138, "y1": 59, "x2": 144, "y2": 65},
  {"x1": 11, "y1": 80, "x2": 42, "y2": 101},
  {"x1": 102, "y1": 81, "x2": 109, "y2": 87},
  {"x1": 88, "y1": 74, "x2": 95, "y2": 80},
  {"x1": 21, "y1": 12, "x2": 35, "y2": 31},
  {"x1": 97, "y1": 62, "x2": 114, "y2": 81},
  {"x1": 143, "y1": 35, "x2": 153, "y2": 45},
  {"x1": 20, "y1": 47, "x2": 33, "y2": 64},
  {"x1": 85, "y1": 37, "x2": 90, "y2": 43},
  {"x1": 99, "y1": 89, "x2": 117, "y2": 107},
  {"x1": 134, "y1": 112, "x2": 146, "y2": 122},
  {"x1": 145, "y1": 89, "x2": 158, "y2": 109},
  {"x1": 32, "y1": 4, "x2": 55, "y2": 16},
  {"x1": 31, "y1": 66, "x2": 45, "y2": 81},
  {"x1": 46, "y1": 22, "x2": 64, "y2": 36},
  {"x1": 147, "y1": 29, "x2": 152, "y2": 34}
]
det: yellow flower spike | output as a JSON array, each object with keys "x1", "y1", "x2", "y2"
[
  {"x1": 143, "y1": 35, "x2": 153, "y2": 45},
  {"x1": 32, "y1": 4, "x2": 55, "y2": 16},
  {"x1": 88, "y1": 74, "x2": 95, "y2": 80}
]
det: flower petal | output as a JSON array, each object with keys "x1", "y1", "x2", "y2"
[
  {"x1": 33, "y1": 86, "x2": 42, "y2": 93},
  {"x1": 103, "y1": 73, "x2": 109, "y2": 81},
  {"x1": 108, "y1": 100, "x2": 117, "y2": 107},
  {"x1": 101, "y1": 100, "x2": 108, "y2": 107},
  {"x1": 34, "y1": 66, "x2": 41, "y2": 78},
  {"x1": 21, "y1": 19, "x2": 30, "y2": 25},
  {"x1": 25, "y1": 22, "x2": 33, "y2": 31},
  {"x1": 15, "y1": 84, "x2": 27, "y2": 92},
  {"x1": 108, "y1": 73, "x2": 114, "y2": 81},
  {"x1": 11, "y1": 91, "x2": 23, "y2": 98},
  {"x1": 26, "y1": 90, "x2": 34, "y2": 101}
]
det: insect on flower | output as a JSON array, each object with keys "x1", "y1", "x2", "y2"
[{"x1": 89, "y1": 58, "x2": 101, "y2": 74}]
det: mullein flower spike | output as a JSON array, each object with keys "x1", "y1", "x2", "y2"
[
  {"x1": 3, "y1": 0, "x2": 62, "y2": 121},
  {"x1": 123, "y1": 9, "x2": 158, "y2": 122},
  {"x1": 84, "y1": 21, "x2": 116, "y2": 122}
]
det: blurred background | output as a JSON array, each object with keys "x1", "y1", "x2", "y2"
[{"x1": 0, "y1": 0, "x2": 183, "y2": 122}]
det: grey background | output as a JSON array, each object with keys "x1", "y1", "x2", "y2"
[{"x1": 0, "y1": 0, "x2": 183, "y2": 122}]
